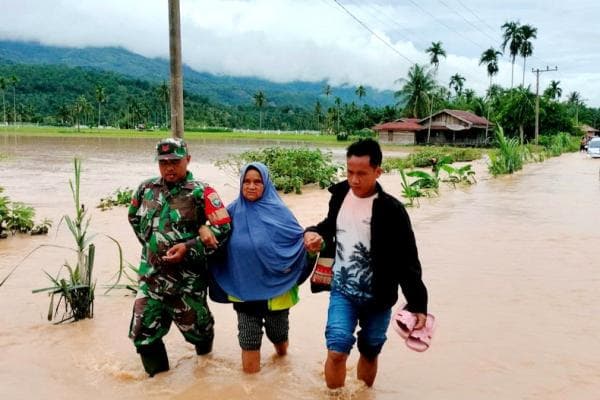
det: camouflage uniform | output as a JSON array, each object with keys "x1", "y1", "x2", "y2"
[{"x1": 128, "y1": 170, "x2": 231, "y2": 353}]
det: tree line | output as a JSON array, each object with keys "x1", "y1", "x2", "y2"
[{"x1": 394, "y1": 20, "x2": 599, "y2": 142}]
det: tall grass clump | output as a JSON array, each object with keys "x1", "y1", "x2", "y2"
[
  {"x1": 32, "y1": 159, "x2": 123, "y2": 323},
  {"x1": 488, "y1": 126, "x2": 528, "y2": 176},
  {"x1": 217, "y1": 147, "x2": 341, "y2": 194}
]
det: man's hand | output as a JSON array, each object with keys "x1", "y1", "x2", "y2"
[
  {"x1": 199, "y1": 225, "x2": 218, "y2": 249},
  {"x1": 162, "y1": 243, "x2": 187, "y2": 264},
  {"x1": 413, "y1": 313, "x2": 427, "y2": 330},
  {"x1": 303, "y1": 231, "x2": 323, "y2": 253}
]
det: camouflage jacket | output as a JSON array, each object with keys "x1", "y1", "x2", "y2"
[{"x1": 128, "y1": 171, "x2": 231, "y2": 278}]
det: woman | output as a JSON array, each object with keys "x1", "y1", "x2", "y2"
[{"x1": 209, "y1": 162, "x2": 307, "y2": 373}]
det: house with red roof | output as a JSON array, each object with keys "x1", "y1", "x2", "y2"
[
  {"x1": 372, "y1": 118, "x2": 424, "y2": 144},
  {"x1": 417, "y1": 109, "x2": 493, "y2": 145}
]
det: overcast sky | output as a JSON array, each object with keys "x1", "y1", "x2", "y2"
[{"x1": 1, "y1": 0, "x2": 599, "y2": 106}]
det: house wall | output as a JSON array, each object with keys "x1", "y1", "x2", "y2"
[
  {"x1": 432, "y1": 113, "x2": 467, "y2": 127},
  {"x1": 378, "y1": 130, "x2": 415, "y2": 144}
]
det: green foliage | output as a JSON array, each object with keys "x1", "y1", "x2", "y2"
[
  {"x1": 382, "y1": 147, "x2": 482, "y2": 172},
  {"x1": 539, "y1": 132, "x2": 579, "y2": 157},
  {"x1": 440, "y1": 164, "x2": 477, "y2": 186},
  {"x1": 0, "y1": 186, "x2": 48, "y2": 237},
  {"x1": 399, "y1": 169, "x2": 423, "y2": 207},
  {"x1": 488, "y1": 126, "x2": 528, "y2": 176},
  {"x1": 6, "y1": 202, "x2": 35, "y2": 234},
  {"x1": 218, "y1": 147, "x2": 341, "y2": 194},
  {"x1": 33, "y1": 159, "x2": 124, "y2": 323},
  {"x1": 406, "y1": 170, "x2": 440, "y2": 193},
  {"x1": 97, "y1": 187, "x2": 134, "y2": 211}
]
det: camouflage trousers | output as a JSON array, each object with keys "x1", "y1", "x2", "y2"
[{"x1": 129, "y1": 271, "x2": 214, "y2": 349}]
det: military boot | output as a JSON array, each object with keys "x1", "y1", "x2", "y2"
[
  {"x1": 195, "y1": 338, "x2": 213, "y2": 356},
  {"x1": 137, "y1": 341, "x2": 169, "y2": 377}
]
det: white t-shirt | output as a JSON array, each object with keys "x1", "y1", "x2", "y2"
[{"x1": 333, "y1": 189, "x2": 377, "y2": 300}]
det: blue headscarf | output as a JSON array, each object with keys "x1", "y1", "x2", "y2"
[{"x1": 211, "y1": 162, "x2": 307, "y2": 301}]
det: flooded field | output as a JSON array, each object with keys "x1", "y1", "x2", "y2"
[{"x1": 1, "y1": 135, "x2": 599, "y2": 399}]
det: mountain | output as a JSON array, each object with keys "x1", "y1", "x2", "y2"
[{"x1": 0, "y1": 40, "x2": 396, "y2": 109}]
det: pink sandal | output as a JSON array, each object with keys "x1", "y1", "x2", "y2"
[
  {"x1": 391, "y1": 308, "x2": 417, "y2": 339},
  {"x1": 406, "y1": 314, "x2": 436, "y2": 352}
]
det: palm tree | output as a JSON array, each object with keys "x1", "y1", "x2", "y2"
[
  {"x1": 567, "y1": 91, "x2": 582, "y2": 125},
  {"x1": 426, "y1": 41, "x2": 447, "y2": 74},
  {"x1": 543, "y1": 80, "x2": 562, "y2": 100},
  {"x1": 501, "y1": 20, "x2": 522, "y2": 88},
  {"x1": 355, "y1": 85, "x2": 366, "y2": 102},
  {"x1": 10, "y1": 75, "x2": 19, "y2": 125},
  {"x1": 479, "y1": 48, "x2": 502, "y2": 89},
  {"x1": 425, "y1": 41, "x2": 446, "y2": 143},
  {"x1": 94, "y1": 85, "x2": 106, "y2": 128},
  {"x1": 157, "y1": 81, "x2": 170, "y2": 128},
  {"x1": 73, "y1": 95, "x2": 90, "y2": 132},
  {"x1": 323, "y1": 84, "x2": 332, "y2": 99},
  {"x1": 479, "y1": 47, "x2": 502, "y2": 139},
  {"x1": 0, "y1": 76, "x2": 6, "y2": 126},
  {"x1": 314, "y1": 100, "x2": 322, "y2": 131},
  {"x1": 519, "y1": 24, "x2": 537, "y2": 86},
  {"x1": 449, "y1": 73, "x2": 466, "y2": 97},
  {"x1": 253, "y1": 90, "x2": 266, "y2": 130},
  {"x1": 334, "y1": 96, "x2": 342, "y2": 133},
  {"x1": 395, "y1": 64, "x2": 436, "y2": 119}
]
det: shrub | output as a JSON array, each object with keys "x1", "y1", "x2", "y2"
[
  {"x1": 488, "y1": 126, "x2": 528, "y2": 176},
  {"x1": 97, "y1": 187, "x2": 134, "y2": 211},
  {"x1": 218, "y1": 147, "x2": 341, "y2": 194}
]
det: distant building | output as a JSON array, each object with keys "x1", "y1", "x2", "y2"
[
  {"x1": 579, "y1": 124, "x2": 599, "y2": 138},
  {"x1": 418, "y1": 109, "x2": 493, "y2": 146},
  {"x1": 372, "y1": 118, "x2": 424, "y2": 144}
]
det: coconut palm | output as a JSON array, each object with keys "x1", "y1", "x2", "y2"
[
  {"x1": 334, "y1": 96, "x2": 342, "y2": 133},
  {"x1": 9, "y1": 75, "x2": 19, "y2": 125},
  {"x1": 501, "y1": 20, "x2": 522, "y2": 88},
  {"x1": 519, "y1": 24, "x2": 537, "y2": 86},
  {"x1": 543, "y1": 80, "x2": 562, "y2": 100},
  {"x1": 0, "y1": 76, "x2": 6, "y2": 126},
  {"x1": 94, "y1": 85, "x2": 106, "y2": 128},
  {"x1": 355, "y1": 85, "x2": 366, "y2": 102},
  {"x1": 157, "y1": 81, "x2": 169, "y2": 128},
  {"x1": 479, "y1": 47, "x2": 502, "y2": 89},
  {"x1": 425, "y1": 41, "x2": 446, "y2": 142},
  {"x1": 73, "y1": 95, "x2": 90, "y2": 132},
  {"x1": 395, "y1": 64, "x2": 436, "y2": 119},
  {"x1": 314, "y1": 100, "x2": 322, "y2": 130},
  {"x1": 323, "y1": 84, "x2": 332, "y2": 99},
  {"x1": 479, "y1": 47, "x2": 502, "y2": 139},
  {"x1": 426, "y1": 41, "x2": 446, "y2": 74},
  {"x1": 567, "y1": 91, "x2": 583, "y2": 125},
  {"x1": 449, "y1": 73, "x2": 466, "y2": 97},
  {"x1": 253, "y1": 90, "x2": 266, "y2": 130}
]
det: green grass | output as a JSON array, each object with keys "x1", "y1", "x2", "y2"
[{"x1": 0, "y1": 125, "x2": 344, "y2": 145}]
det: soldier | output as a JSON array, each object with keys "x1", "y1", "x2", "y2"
[{"x1": 128, "y1": 138, "x2": 231, "y2": 377}]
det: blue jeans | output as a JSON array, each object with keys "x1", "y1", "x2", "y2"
[{"x1": 325, "y1": 290, "x2": 392, "y2": 358}]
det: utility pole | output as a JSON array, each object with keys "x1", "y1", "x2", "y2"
[
  {"x1": 168, "y1": 0, "x2": 184, "y2": 138},
  {"x1": 532, "y1": 66, "x2": 558, "y2": 144}
]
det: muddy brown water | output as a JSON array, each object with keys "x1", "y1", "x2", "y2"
[{"x1": 1, "y1": 135, "x2": 599, "y2": 399}]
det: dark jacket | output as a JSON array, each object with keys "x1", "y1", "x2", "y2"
[{"x1": 306, "y1": 181, "x2": 428, "y2": 313}]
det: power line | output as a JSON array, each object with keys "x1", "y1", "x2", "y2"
[
  {"x1": 331, "y1": 0, "x2": 416, "y2": 65},
  {"x1": 346, "y1": 1, "x2": 424, "y2": 47},
  {"x1": 454, "y1": 0, "x2": 499, "y2": 36},
  {"x1": 436, "y1": 0, "x2": 498, "y2": 44},
  {"x1": 404, "y1": 0, "x2": 487, "y2": 50}
]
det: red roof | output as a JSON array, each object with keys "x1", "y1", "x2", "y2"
[
  {"x1": 373, "y1": 121, "x2": 424, "y2": 132},
  {"x1": 446, "y1": 110, "x2": 490, "y2": 126}
]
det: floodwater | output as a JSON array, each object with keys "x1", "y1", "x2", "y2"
[{"x1": 0, "y1": 135, "x2": 599, "y2": 400}]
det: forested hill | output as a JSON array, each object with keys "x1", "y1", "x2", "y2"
[{"x1": 0, "y1": 40, "x2": 396, "y2": 108}]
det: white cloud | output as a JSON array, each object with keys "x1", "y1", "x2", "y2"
[{"x1": 0, "y1": 0, "x2": 599, "y2": 106}]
